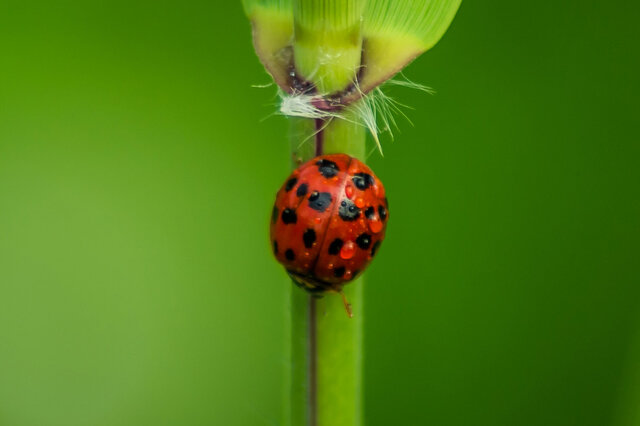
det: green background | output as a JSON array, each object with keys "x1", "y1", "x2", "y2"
[{"x1": 1, "y1": 1, "x2": 639, "y2": 425}]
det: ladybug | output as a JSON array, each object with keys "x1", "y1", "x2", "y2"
[{"x1": 270, "y1": 154, "x2": 389, "y2": 315}]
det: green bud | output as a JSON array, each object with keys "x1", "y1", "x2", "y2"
[
  {"x1": 293, "y1": 0, "x2": 365, "y2": 94},
  {"x1": 244, "y1": 0, "x2": 461, "y2": 97}
]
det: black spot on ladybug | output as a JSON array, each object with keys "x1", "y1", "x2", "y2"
[
  {"x1": 308, "y1": 191, "x2": 332, "y2": 212},
  {"x1": 272, "y1": 206, "x2": 279, "y2": 224},
  {"x1": 328, "y1": 238, "x2": 343, "y2": 255},
  {"x1": 356, "y1": 233, "x2": 372, "y2": 250},
  {"x1": 352, "y1": 173, "x2": 374, "y2": 190},
  {"x1": 378, "y1": 205, "x2": 387, "y2": 221},
  {"x1": 334, "y1": 266, "x2": 346, "y2": 278},
  {"x1": 371, "y1": 241, "x2": 381, "y2": 257},
  {"x1": 281, "y1": 208, "x2": 297, "y2": 224},
  {"x1": 316, "y1": 159, "x2": 339, "y2": 178},
  {"x1": 273, "y1": 241, "x2": 278, "y2": 254},
  {"x1": 285, "y1": 249, "x2": 295, "y2": 261},
  {"x1": 285, "y1": 177, "x2": 298, "y2": 192},
  {"x1": 364, "y1": 206, "x2": 375, "y2": 220},
  {"x1": 303, "y1": 228, "x2": 316, "y2": 248},
  {"x1": 339, "y1": 199, "x2": 361, "y2": 221},
  {"x1": 296, "y1": 183, "x2": 309, "y2": 197}
]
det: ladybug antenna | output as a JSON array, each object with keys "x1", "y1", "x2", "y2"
[{"x1": 340, "y1": 291, "x2": 353, "y2": 318}]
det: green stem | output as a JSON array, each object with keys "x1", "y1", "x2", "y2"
[
  {"x1": 287, "y1": 115, "x2": 366, "y2": 426},
  {"x1": 292, "y1": 0, "x2": 365, "y2": 93},
  {"x1": 285, "y1": 3, "x2": 367, "y2": 424}
]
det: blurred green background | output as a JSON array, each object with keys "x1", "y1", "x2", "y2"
[{"x1": 1, "y1": 1, "x2": 639, "y2": 425}]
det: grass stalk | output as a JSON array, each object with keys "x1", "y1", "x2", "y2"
[
  {"x1": 243, "y1": 2, "x2": 460, "y2": 425},
  {"x1": 287, "y1": 116, "x2": 366, "y2": 426},
  {"x1": 292, "y1": 0, "x2": 365, "y2": 93},
  {"x1": 284, "y1": 2, "x2": 368, "y2": 423}
]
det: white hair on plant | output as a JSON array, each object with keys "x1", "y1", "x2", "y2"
[
  {"x1": 279, "y1": 92, "x2": 337, "y2": 120},
  {"x1": 278, "y1": 75, "x2": 434, "y2": 155},
  {"x1": 386, "y1": 73, "x2": 436, "y2": 95},
  {"x1": 251, "y1": 82, "x2": 274, "y2": 89}
]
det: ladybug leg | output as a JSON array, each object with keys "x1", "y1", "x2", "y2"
[
  {"x1": 339, "y1": 290, "x2": 353, "y2": 318},
  {"x1": 327, "y1": 283, "x2": 353, "y2": 318}
]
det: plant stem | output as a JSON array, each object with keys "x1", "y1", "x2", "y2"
[
  {"x1": 292, "y1": 0, "x2": 365, "y2": 93},
  {"x1": 287, "y1": 115, "x2": 366, "y2": 426},
  {"x1": 284, "y1": 3, "x2": 367, "y2": 424}
]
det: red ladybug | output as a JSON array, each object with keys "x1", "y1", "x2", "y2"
[{"x1": 270, "y1": 154, "x2": 388, "y2": 314}]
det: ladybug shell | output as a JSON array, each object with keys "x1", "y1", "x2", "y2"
[{"x1": 270, "y1": 154, "x2": 388, "y2": 293}]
